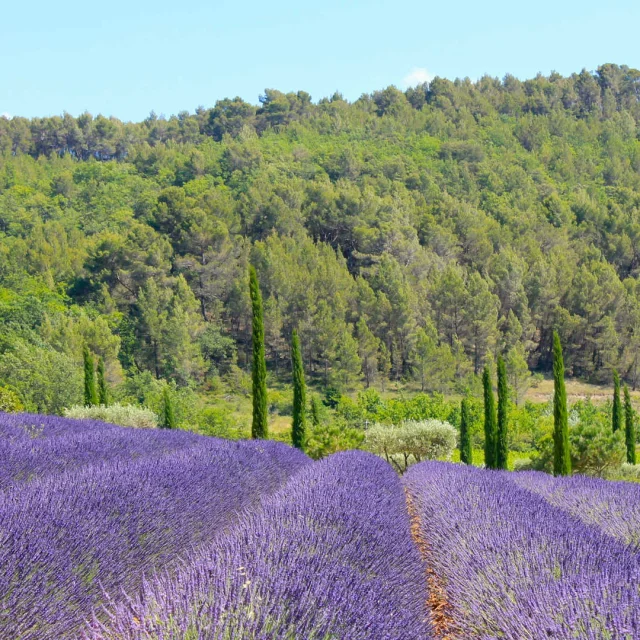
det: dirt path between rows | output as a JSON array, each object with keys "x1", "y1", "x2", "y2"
[{"x1": 404, "y1": 488, "x2": 458, "y2": 640}]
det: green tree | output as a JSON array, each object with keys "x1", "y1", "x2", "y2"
[
  {"x1": 459, "y1": 398, "x2": 472, "y2": 465},
  {"x1": 624, "y1": 384, "x2": 636, "y2": 465},
  {"x1": 161, "y1": 386, "x2": 176, "y2": 429},
  {"x1": 505, "y1": 344, "x2": 531, "y2": 405},
  {"x1": 612, "y1": 369, "x2": 622, "y2": 433},
  {"x1": 311, "y1": 394, "x2": 323, "y2": 428},
  {"x1": 496, "y1": 355, "x2": 509, "y2": 470},
  {"x1": 97, "y1": 357, "x2": 109, "y2": 406},
  {"x1": 291, "y1": 329, "x2": 307, "y2": 450},
  {"x1": 249, "y1": 266, "x2": 268, "y2": 439},
  {"x1": 553, "y1": 331, "x2": 571, "y2": 476},
  {"x1": 83, "y1": 346, "x2": 98, "y2": 407},
  {"x1": 356, "y1": 317, "x2": 379, "y2": 388},
  {"x1": 483, "y1": 365, "x2": 497, "y2": 469}
]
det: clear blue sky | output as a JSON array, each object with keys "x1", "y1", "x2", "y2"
[{"x1": 2, "y1": 0, "x2": 638, "y2": 122}]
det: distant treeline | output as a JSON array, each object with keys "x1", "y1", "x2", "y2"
[{"x1": 1, "y1": 63, "x2": 640, "y2": 413}]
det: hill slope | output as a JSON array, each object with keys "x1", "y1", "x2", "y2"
[{"x1": 1, "y1": 64, "x2": 640, "y2": 410}]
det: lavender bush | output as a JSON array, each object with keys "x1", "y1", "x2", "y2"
[
  {"x1": 404, "y1": 461, "x2": 640, "y2": 639},
  {"x1": 0, "y1": 414, "x2": 309, "y2": 638},
  {"x1": 86, "y1": 451, "x2": 433, "y2": 640},
  {"x1": 512, "y1": 470, "x2": 640, "y2": 552}
]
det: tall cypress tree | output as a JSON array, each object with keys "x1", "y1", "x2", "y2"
[
  {"x1": 624, "y1": 384, "x2": 636, "y2": 465},
  {"x1": 83, "y1": 346, "x2": 98, "y2": 407},
  {"x1": 496, "y1": 355, "x2": 509, "y2": 470},
  {"x1": 249, "y1": 266, "x2": 268, "y2": 439},
  {"x1": 459, "y1": 398, "x2": 472, "y2": 465},
  {"x1": 553, "y1": 331, "x2": 571, "y2": 476},
  {"x1": 290, "y1": 330, "x2": 307, "y2": 450},
  {"x1": 482, "y1": 365, "x2": 497, "y2": 469},
  {"x1": 161, "y1": 386, "x2": 176, "y2": 429},
  {"x1": 612, "y1": 370, "x2": 622, "y2": 433},
  {"x1": 97, "y1": 357, "x2": 109, "y2": 406}
]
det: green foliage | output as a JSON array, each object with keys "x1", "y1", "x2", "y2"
[
  {"x1": 305, "y1": 420, "x2": 364, "y2": 460},
  {"x1": 533, "y1": 400, "x2": 625, "y2": 477},
  {"x1": 290, "y1": 330, "x2": 306, "y2": 450},
  {"x1": 197, "y1": 406, "x2": 243, "y2": 439},
  {"x1": 310, "y1": 394, "x2": 323, "y2": 427},
  {"x1": 496, "y1": 356, "x2": 509, "y2": 470},
  {"x1": 612, "y1": 370, "x2": 622, "y2": 432},
  {"x1": 459, "y1": 398, "x2": 472, "y2": 465},
  {"x1": 610, "y1": 463, "x2": 640, "y2": 483},
  {"x1": 97, "y1": 357, "x2": 109, "y2": 406},
  {"x1": 569, "y1": 418, "x2": 624, "y2": 477},
  {"x1": 553, "y1": 331, "x2": 571, "y2": 476},
  {"x1": 0, "y1": 339, "x2": 82, "y2": 414},
  {"x1": 0, "y1": 386, "x2": 24, "y2": 413},
  {"x1": 4, "y1": 67, "x2": 640, "y2": 419},
  {"x1": 482, "y1": 366, "x2": 497, "y2": 470},
  {"x1": 624, "y1": 384, "x2": 636, "y2": 465},
  {"x1": 161, "y1": 386, "x2": 176, "y2": 429},
  {"x1": 249, "y1": 267, "x2": 268, "y2": 439},
  {"x1": 365, "y1": 420, "x2": 457, "y2": 473},
  {"x1": 64, "y1": 403, "x2": 158, "y2": 428},
  {"x1": 83, "y1": 346, "x2": 98, "y2": 407}
]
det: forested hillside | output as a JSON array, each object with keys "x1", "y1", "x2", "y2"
[{"x1": 2, "y1": 63, "x2": 640, "y2": 412}]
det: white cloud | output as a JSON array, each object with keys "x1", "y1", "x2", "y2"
[
  {"x1": 402, "y1": 68, "x2": 434, "y2": 88},
  {"x1": 0, "y1": 113, "x2": 11, "y2": 119}
]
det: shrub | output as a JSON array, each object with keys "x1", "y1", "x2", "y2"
[
  {"x1": 0, "y1": 386, "x2": 24, "y2": 413},
  {"x1": 198, "y1": 407, "x2": 243, "y2": 439},
  {"x1": 64, "y1": 404, "x2": 158, "y2": 429},
  {"x1": 531, "y1": 401, "x2": 625, "y2": 477},
  {"x1": 365, "y1": 419, "x2": 457, "y2": 472},
  {"x1": 305, "y1": 420, "x2": 365, "y2": 460},
  {"x1": 607, "y1": 463, "x2": 640, "y2": 483}
]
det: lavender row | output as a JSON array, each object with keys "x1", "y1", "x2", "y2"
[
  {"x1": 511, "y1": 471, "x2": 640, "y2": 552},
  {"x1": 0, "y1": 435, "x2": 309, "y2": 639},
  {"x1": 0, "y1": 413, "x2": 203, "y2": 490},
  {"x1": 86, "y1": 451, "x2": 433, "y2": 640},
  {"x1": 404, "y1": 462, "x2": 640, "y2": 640}
]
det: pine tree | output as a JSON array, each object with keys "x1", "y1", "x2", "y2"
[
  {"x1": 459, "y1": 398, "x2": 472, "y2": 465},
  {"x1": 553, "y1": 331, "x2": 571, "y2": 476},
  {"x1": 291, "y1": 330, "x2": 307, "y2": 450},
  {"x1": 83, "y1": 346, "x2": 98, "y2": 407},
  {"x1": 482, "y1": 365, "x2": 497, "y2": 469},
  {"x1": 161, "y1": 386, "x2": 176, "y2": 429},
  {"x1": 249, "y1": 266, "x2": 268, "y2": 439},
  {"x1": 496, "y1": 355, "x2": 509, "y2": 470},
  {"x1": 97, "y1": 357, "x2": 109, "y2": 406},
  {"x1": 612, "y1": 369, "x2": 622, "y2": 432},
  {"x1": 624, "y1": 384, "x2": 636, "y2": 465}
]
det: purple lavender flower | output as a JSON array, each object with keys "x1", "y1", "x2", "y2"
[
  {"x1": 0, "y1": 413, "x2": 308, "y2": 638},
  {"x1": 85, "y1": 451, "x2": 433, "y2": 640},
  {"x1": 404, "y1": 461, "x2": 640, "y2": 639}
]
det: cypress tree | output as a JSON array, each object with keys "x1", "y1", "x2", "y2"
[
  {"x1": 624, "y1": 384, "x2": 636, "y2": 465},
  {"x1": 249, "y1": 266, "x2": 268, "y2": 439},
  {"x1": 311, "y1": 395, "x2": 322, "y2": 428},
  {"x1": 97, "y1": 357, "x2": 109, "y2": 406},
  {"x1": 496, "y1": 355, "x2": 509, "y2": 470},
  {"x1": 290, "y1": 329, "x2": 307, "y2": 450},
  {"x1": 161, "y1": 386, "x2": 176, "y2": 429},
  {"x1": 612, "y1": 370, "x2": 622, "y2": 433},
  {"x1": 83, "y1": 346, "x2": 98, "y2": 407},
  {"x1": 552, "y1": 331, "x2": 571, "y2": 476},
  {"x1": 459, "y1": 398, "x2": 472, "y2": 465},
  {"x1": 482, "y1": 365, "x2": 497, "y2": 469}
]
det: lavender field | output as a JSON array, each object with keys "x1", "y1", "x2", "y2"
[{"x1": 2, "y1": 413, "x2": 640, "y2": 639}]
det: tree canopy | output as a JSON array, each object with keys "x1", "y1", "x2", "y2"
[{"x1": 2, "y1": 64, "x2": 640, "y2": 409}]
